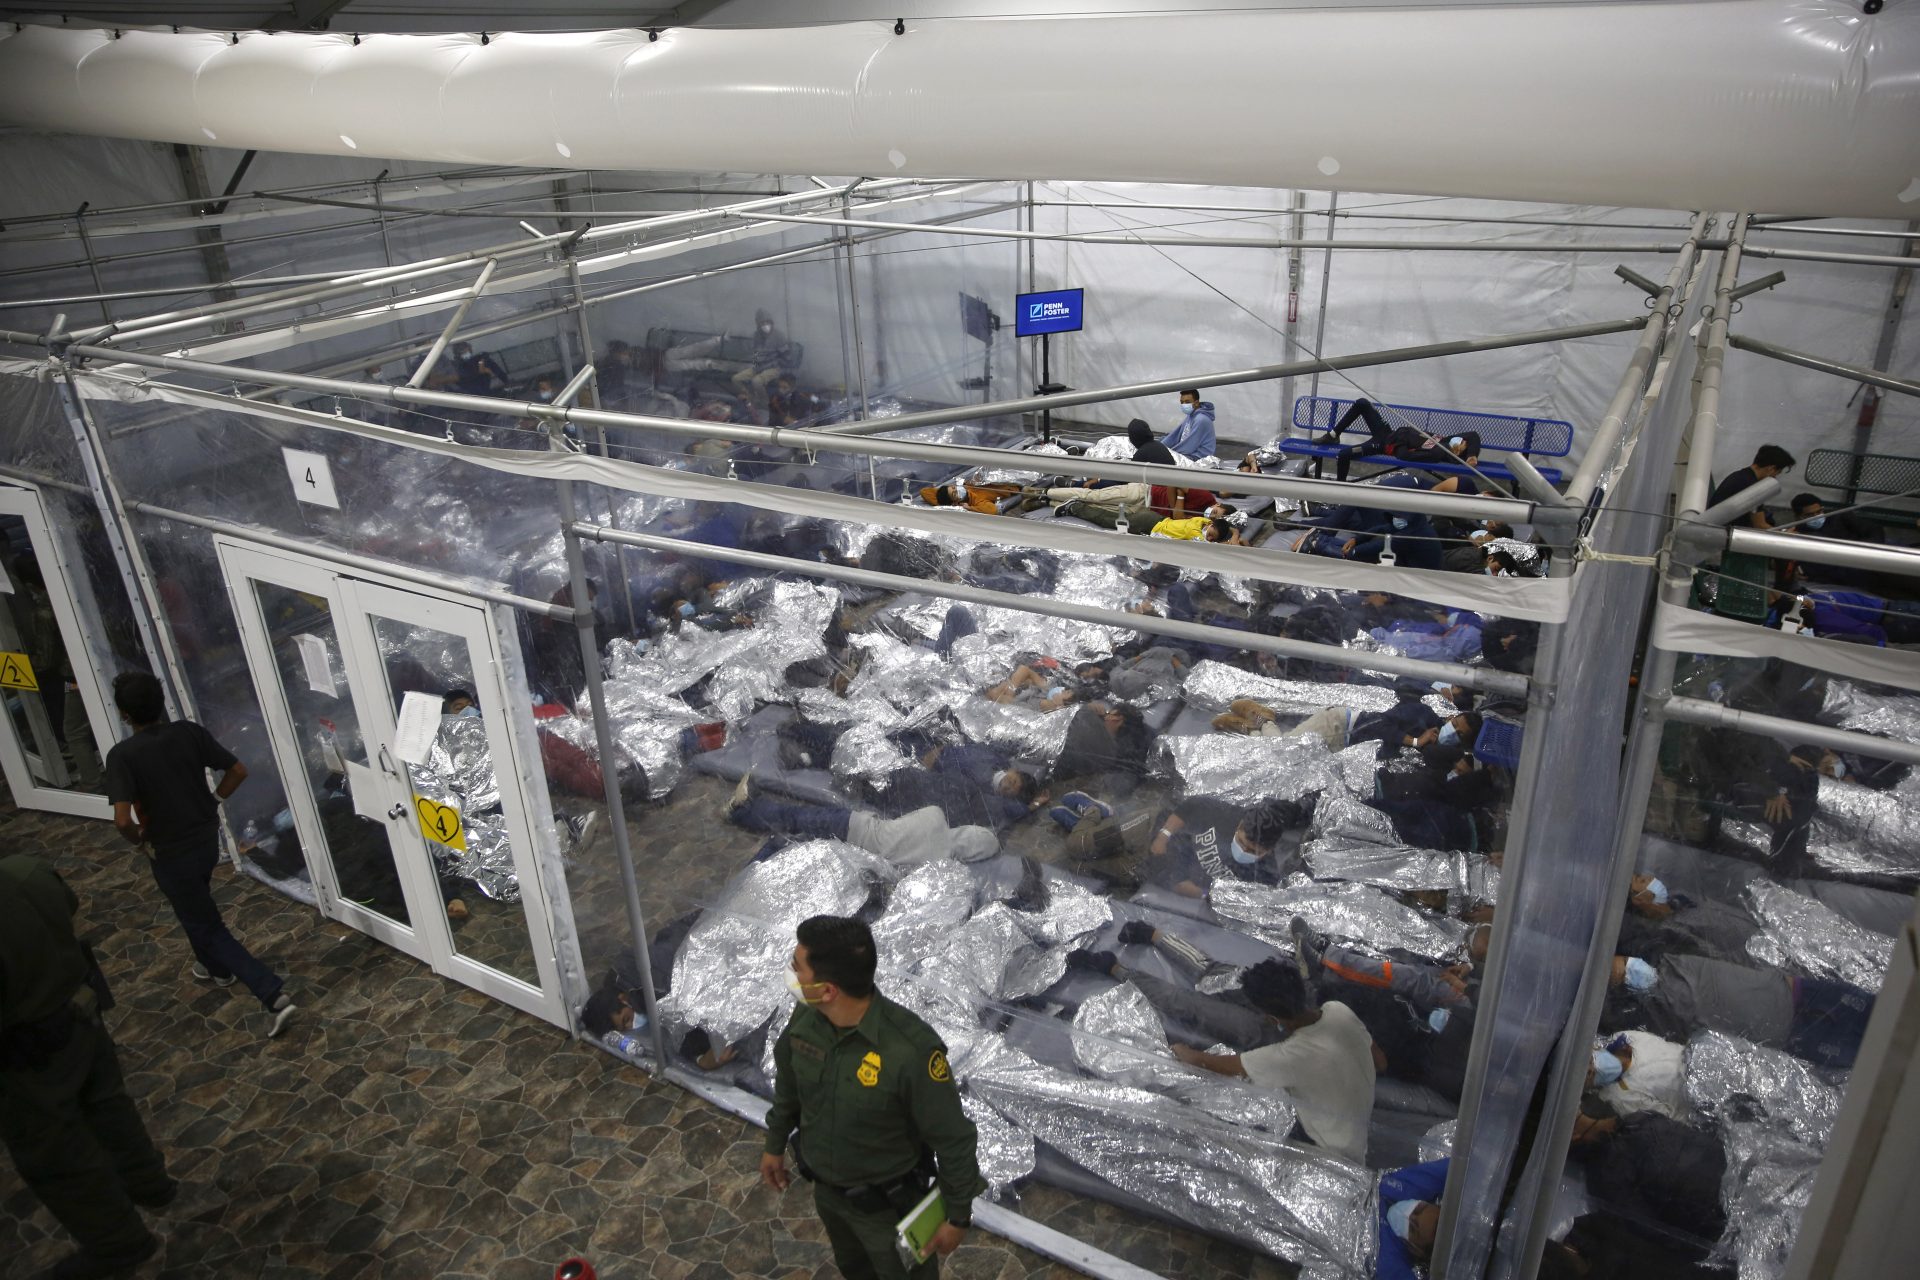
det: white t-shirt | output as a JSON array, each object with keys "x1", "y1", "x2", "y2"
[
  {"x1": 1596, "y1": 1031, "x2": 1691, "y2": 1121},
  {"x1": 1240, "y1": 1002, "x2": 1376, "y2": 1164}
]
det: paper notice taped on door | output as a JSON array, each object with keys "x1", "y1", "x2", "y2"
[
  {"x1": 392, "y1": 689, "x2": 444, "y2": 766},
  {"x1": 294, "y1": 633, "x2": 336, "y2": 698}
]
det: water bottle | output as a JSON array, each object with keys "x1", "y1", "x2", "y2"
[{"x1": 602, "y1": 1024, "x2": 647, "y2": 1058}]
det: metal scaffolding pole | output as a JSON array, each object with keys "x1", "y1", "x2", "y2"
[
  {"x1": 125, "y1": 502, "x2": 574, "y2": 620},
  {"x1": 1724, "y1": 333, "x2": 1920, "y2": 401},
  {"x1": 77, "y1": 177, "x2": 935, "y2": 349},
  {"x1": 405, "y1": 259, "x2": 498, "y2": 388},
  {"x1": 822, "y1": 315, "x2": 1645, "y2": 441},
  {"x1": 1563, "y1": 212, "x2": 1714, "y2": 504},
  {"x1": 561, "y1": 247, "x2": 639, "y2": 637},
  {"x1": 292, "y1": 199, "x2": 1024, "y2": 392},
  {"x1": 570, "y1": 523, "x2": 1531, "y2": 695},
  {"x1": 842, "y1": 194, "x2": 871, "y2": 422},
  {"x1": 1028, "y1": 198, "x2": 1694, "y2": 235},
  {"x1": 72, "y1": 206, "x2": 112, "y2": 327},
  {"x1": 1280, "y1": 190, "x2": 1307, "y2": 421},
  {"x1": 48, "y1": 361, "x2": 199, "y2": 729},
  {"x1": 733, "y1": 208, "x2": 1693, "y2": 256},
  {"x1": 1678, "y1": 215, "x2": 1751, "y2": 517},
  {"x1": 1666, "y1": 696, "x2": 1920, "y2": 766},
  {"x1": 10, "y1": 329, "x2": 1567, "y2": 526},
  {"x1": 544, "y1": 426, "x2": 672, "y2": 1071},
  {"x1": 1307, "y1": 194, "x2": 1337, "y2": 403}
]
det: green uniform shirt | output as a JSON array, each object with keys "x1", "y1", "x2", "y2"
[
  {"x1": 765, "y1": 991, "x2": 984, "y2": 1224},
  {"x1": 0, "y1": 854, "x2": 87, "y2": 1035}
]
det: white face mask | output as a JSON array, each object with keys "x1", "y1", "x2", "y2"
[
  {"x1": 1438, "y1": 722, "x2": 1460, "y2": 748},
  {"x1": 991, "y1": 769, "x2": 1009, "y2": 790},
  {"x1": 1830, "y1": 759, "x2": 1847, "y2": 780},
  {"x1": 786, "y1": 974, "x2": 827, "y2": 1005},
  {"x1": 1228, "y1": 835, "x2": 1260, "y2": 866}
]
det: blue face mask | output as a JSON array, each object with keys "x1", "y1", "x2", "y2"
[
  {"x1": 456, "y1": 705, "x2": 480, "y2": 720},
  {"x1": 1804, "y1": 516, "x2": 1826, "y2": 530},
  {"x1": 1591, "y1": 1049, "x2": 1624, "y2": 1087},
  {"x1": 1624, "y1": 957, "x2": 1658, "y2": 992},
  {"x1": 677, "y1": 601, "x2": 696, "y2": 619},
  {"x1": 1830, "y1": 759, "x2": 1848, "y2": 780},
  {"x1": 1438, "y1": 722, "x2": 1460, "y2": 748},
  {"x1": 1228, "y1": 835, "x2": 1260, "y2": 866},
  {"x1": 1390, "y1": 517, "x2": 1409, "y2": 531},
  {"x1": 1428, "y1": 1008, "x2": 1451, "y2": 1033}
]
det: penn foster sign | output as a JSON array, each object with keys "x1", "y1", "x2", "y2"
[{"x1": 1015, "y1": 287, "x2": 1085, "y2": 337}]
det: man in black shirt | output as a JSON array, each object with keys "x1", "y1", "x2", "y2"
[
  {"x1": 103, "y1": 672, "x2": 294, "y2": 1039},
  {"x1": 1705, "y1": 443, "x2": 1795, "y2": 528},
  {"x1": 1128, "y1": 418, "x2": 1177, "y2": 467}
]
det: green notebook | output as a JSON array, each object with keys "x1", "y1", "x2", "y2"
[{"x1": 894, "y1": 1186, "x2": 947, "y2": 1268}]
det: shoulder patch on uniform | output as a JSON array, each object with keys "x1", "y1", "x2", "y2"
[
  {"x1": 857, "y1": 1050, "x2": 882, "y2": 1087},
  {"x1": 928, "y1": 1050, "x2": 951, "y2": 1083}
]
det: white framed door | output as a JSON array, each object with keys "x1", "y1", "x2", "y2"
[
  {"x1": 0, "y1": 483, "x2": 121, "y2": 819},
  {"x1": 217, "y1": 539, "x2": 568, "y2": 1027}
]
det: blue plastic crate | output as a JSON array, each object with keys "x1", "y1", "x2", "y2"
[{"x1": 1473, "y1": 716, "x2": 1525, "y2": 770}]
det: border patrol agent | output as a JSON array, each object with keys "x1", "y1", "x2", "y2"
[
  {"x1": 760, "y1": 915, "x2": 984, "y2": 1280},
  {"x1": 1, "y1": 854, "x2": 175, "y2": 1279}
]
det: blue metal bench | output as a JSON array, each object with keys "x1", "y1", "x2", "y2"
[{"x1": 1275, "y1": 397, "x2": 1573, "y2": 484}]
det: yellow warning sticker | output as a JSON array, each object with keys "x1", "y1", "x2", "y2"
[
  {"x1": 413, "y1": 795, "x2": 466, "y2": 851},
  {"x1": 0, "y1": 651, "x2": 37, "y2": 691}
]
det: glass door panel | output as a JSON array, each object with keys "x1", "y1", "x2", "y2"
[
  {"x1": 367, "y1": 614, "x2": 542, "y2": 990},
  {"x1": 0, "y1": 488, "x2": 122, "y2": 820},
  {"x1": 250, "y1": 579, "x2": 412, "y2": 931}
]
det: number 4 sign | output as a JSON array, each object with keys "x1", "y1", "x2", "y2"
[{"x1": 282, "y1": 448, "x2": 341, "y2": 509}]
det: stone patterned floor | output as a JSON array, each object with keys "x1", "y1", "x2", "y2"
[{"x1": 1, "y1": 798, "x2": 1294, "y2": 1280}]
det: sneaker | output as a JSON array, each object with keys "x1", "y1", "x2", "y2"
[
  {"x1": 267, "y1": 994, "x2": 297, "y2": 1040},
  {"x1": 1046, "y1": 804, "x2": 1081, "y2": 832},
  {"x1": 1116, "y1": 921, "x2": 1157, "y2": 947},
  {"x1": 563, "y1": 811, "x2": 598, "y2": 851},
  {"x1": 1058, "y1": 791, "x2": 1114, "y2": 821},
  {"x1": 1289, "y1": 915, "x2": 1326, "y2": 980},
  {"x1": 49, "y1": 1234, "x2": 157, "y2": 1280},
  {"x1": 190, "y1": 962, "x2": 236, "y2": 988}
]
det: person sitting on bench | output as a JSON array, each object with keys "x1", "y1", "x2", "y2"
[{"x1": 1316, "y1": 398, "x2": 1482, "y2": 483}]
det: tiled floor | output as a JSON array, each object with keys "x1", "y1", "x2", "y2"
[{"x1": 1, "y1": 799, "x2": 1294, "y2": 1280}]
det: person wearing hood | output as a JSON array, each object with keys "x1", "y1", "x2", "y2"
[
  {"x1": 1128, "y1": 418, "x2": 1177, "y2": 467},
  {"x1": 731, "y1": 308, "x2": 797, "y2": 419},
  {"x1": 1163, "y1": 388, "x2": 1217, "y2": 461},
  {"x1": 726, "y1": 776, "x2": 1000, "y2": 866}
]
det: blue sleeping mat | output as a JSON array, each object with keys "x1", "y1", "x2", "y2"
[{"x1": 686, "y1": 704, "x2": 846, "y2": 807}]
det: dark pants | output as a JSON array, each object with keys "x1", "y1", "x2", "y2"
[
  {"x1": 932, "y1": 605, "x2": 979, "y2": 658},
  {"x1": 148, "y1": 836, "x2": 283, "y2": 1009},
  {"x1": 1332, "y1": 399, "x2": 1395, "y2": 481},
  {"x1": 1785, "y1": 976, "x2": 1875, "y2": 1069},
  {"x1": 814, "y1": 1183, "x2": 938, "y2": 1280},
  {"x1": 1882, "y1": 599, "x2": 1920, "y2": 645},
  {"x1": 0, "y1": 1014, "x2": 168, "y2": 1258},
  {"x1": 731, "y1": 792, "x2": 852, "y2": 842}
]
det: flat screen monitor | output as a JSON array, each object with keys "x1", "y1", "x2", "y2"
[{"x1": 1014, "y1": 287, "x2": 1084, "y2": 337}]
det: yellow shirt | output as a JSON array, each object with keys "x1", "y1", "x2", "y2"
[{"x1": 1151, "y1": 516, "x2": 1209, "y2": 540}]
